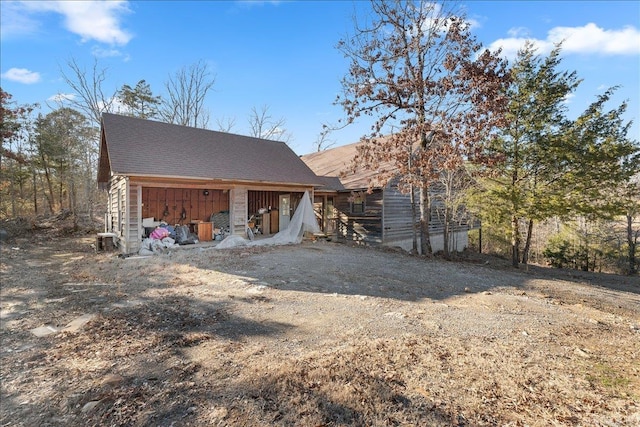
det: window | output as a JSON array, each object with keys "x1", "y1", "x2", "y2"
[{"x1": 349, "y1": 191, "x2": 365, "y2": 214}]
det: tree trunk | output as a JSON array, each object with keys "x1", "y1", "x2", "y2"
[
  {"x1": 18, "y1": 164, "x2": 26, "y2": 216},
  {"x1": 521, "y1": 219, "x2": 534, "y2": 264},
  {"x1": 443, "y1": 206, "x2": 451, "y2": 259},
  {"x1": 419, "y1": 187, "x2": 432, "y2": 256},
  {"x1": 511, "y1": 214, "x2": 520, "y2": 268},
  {"x1": 41, "y1": 154, "x2": 56, "y2": 214},
  {"x1": 628, "y1": 214, "x2": 637, "y2": 275},
  {"x1": 58, "y1": 160, "x2": 65, "y2": 211},
  {"x1": 32, "y1": 169, "x2": 38, "y2": 215},
  {"x1": 410, "y1": 185, "x2": 418, "y2": 253},
  {"x1": 70, "y1": 179, "x2": 78, "y2": 229},
  {"x1": 10, "y1": 172, "x2": 16, "y2": 217}
]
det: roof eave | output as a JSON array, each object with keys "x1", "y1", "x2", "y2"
[{"x1": 112, "y1": 172, "x2": 323, "y2": 187}]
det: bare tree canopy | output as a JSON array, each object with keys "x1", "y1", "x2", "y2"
[
  {"x1": 58, "y1": 58, "x2": 117, "y2": 127},
  {"x1": 247, "y1": 105, "x2": 292, "y2": 143},
  {"x1": 313, "y1": 125, "x2": 337, "y2": 152},
  {"x1": 160, "y1": 60, "x2": 216, "y2": 129},
  {"x1": 215, "y1": 116, "x2": 237, "y2": 133}
]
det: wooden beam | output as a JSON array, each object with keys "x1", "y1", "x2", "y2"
[{"x1": 129, "y1": 179, "x2": 313, "y2": 193}]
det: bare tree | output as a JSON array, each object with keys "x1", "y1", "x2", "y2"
[
  {"x1": 247, "y1": 105, "x2": 292, "y2": 143},
  {"x1": 215, "y1": 116, "x2": 237, "y2": 133},
  {"x1": 432, "y1": 162, "x2": 475, "y2": 257},
  {"x1": 337, "y1": 0, "x2": 509, "y2": 255},
  {"x1": 313, "y1": 124, "x2": 337, "y2": 152},
  {"x1": 56, "y1": 58, "x2": 112, "y2": 219},
  {"x1": 160, "y1": 60, "x2": 215, "y2": 129},
  {"x1": 58, "y1": 58, "x2": 117, "y2": 127}
]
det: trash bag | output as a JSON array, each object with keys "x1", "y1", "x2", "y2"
[
  {"x1": 160, "y1": 224, "x2": 176, "y2": 239},
  {"x1": 150, "y1": 227, "x2": 170, "y2": 240},
  {"x1": 175, "y1": 225, "x2": 189, "y2": 244},
  {"x1": 175, "y1": 225, "x2": 197, "y2": 245}
]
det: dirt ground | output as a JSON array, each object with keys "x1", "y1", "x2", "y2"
[{"x1": 1, "y1": 233, "x2": 639, "y2": 426}]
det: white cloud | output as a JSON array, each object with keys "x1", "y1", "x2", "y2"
[
  {"x1": 562, "y1": 93, "x2": 575, "y2": 105},
  {"x1": 465, "y1": 17, "x2": 481, "y2": 31},
  {"x1": 490, "y1": 23, "x2": 640, "y2": 58},
  {"x1": 1, "y1": 67, "x2": 41, "y2": 84},
  {"x1": 14, "y1": 0, "x2": 132, "y2": 45},
  {"x1": 507, "y1": 27, "x2": 530, "y2": 38},
  {"x1": 0, "y1": 1, "x2": 40, "y2": 39},
  {"x1": 549, "y1": 23, "x2": 640, "y2": 55},
  {"x1": 110, "y1": 98, "x2": 130, "y2": 115},
  {"x1": 91, "y1": 45, "x2": 129, "y2": 59},
  {"x1": 410, "y1": 3, "x2": 479, "y2": 38},
  {"x1": 489, "y1": 37, "x2": 553, "y2": 58},
  {"x1": 48, "y1": 93, "x2": 76, "y2": 103}
]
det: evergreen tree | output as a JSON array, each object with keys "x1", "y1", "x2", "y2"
[
  {"x1": 118, "y1": 80, "x2": 161, "y2": 119},
  {"x1": 477, "y1": 42, "x2": 579, "y2": 267},
  {"x1": 559, "y1": 89, "x2": 639, "y2": 218},
  {"x1": 477, "y1": 43, "x2": 640, "y2": 268},
  {"x1": 0, "y1": 89, "x2": 37, "y2": 217},
  {"x1": 33, "y1": 108, "x2": 94, "y2": 217}
]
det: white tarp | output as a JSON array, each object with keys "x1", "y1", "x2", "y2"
[{"x1": 216, "y1": 190, "x2": 320, "y2": 249}]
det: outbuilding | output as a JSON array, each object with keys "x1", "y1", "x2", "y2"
[{"x1": 97, "y1": 113, "x2": 322, "y2": 254}]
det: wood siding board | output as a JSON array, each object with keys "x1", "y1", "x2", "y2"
[
  {"x1": 231, "y1": 188, "x2": 248, "y2": 235},
  {"x1": 140, "y1": 188, "x2": 229, "y2": 224},
  {"x1": 125, "y1": 181, "x2": 141, "y2": 254},
  {"x1": 108, "y1": 175, "x2": 127, "y2": 252},
  {"x1": 123, "y1": 178, "x2": 131, "y2": 253},
  {"x1": 382, "y1": 185, "x2": 417, "y2": 243},
  {"x1": 334, "y1": 191, "x2": 383, "y2": 245},
  {"x1": 248, "y1": 191, "x2": 280, "y2": 217}
]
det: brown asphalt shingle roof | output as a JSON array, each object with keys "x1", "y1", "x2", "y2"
[
  {"x1": 314, "y1": 175, "x2": 346, "y2": 192},
  {"x1": 98, "y1": 113, "x2": 322, "y2": 186},
  {"x1": 301, "y1": 142, "x2": 386, "y2": 190}
]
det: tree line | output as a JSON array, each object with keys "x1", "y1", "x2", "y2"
[
  {"x1": 1, "y1": 0, "x2": 638, "y2": 275},
  {"x1": 1, "y1": 59, "x2": 292, "y2": 226}
]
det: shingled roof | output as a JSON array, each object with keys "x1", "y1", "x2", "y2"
[
  {"x1": 98, "y1": 113, "x2": 322, "y2": 186},
  {"x1": 301, "y1": 142, "x2": 387, "y2": 190}
]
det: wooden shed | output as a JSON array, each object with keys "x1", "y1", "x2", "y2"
[
  {"x1": 98, "y1": 113, "x2": 322, "y2": 254},
  {"x1": 301, "y1": 142, "x2": 473, "y2": 252}
]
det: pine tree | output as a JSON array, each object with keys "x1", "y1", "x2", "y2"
[
  {"x1": 477, "y1": 43, "x2": 640, "y2": 269},
  {"x1": 118, "y1": 80, "x2": 161, "y2": 119}
]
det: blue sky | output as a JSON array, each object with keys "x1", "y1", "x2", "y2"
[{"x1": 1, "y1": 0, "x2": 639, "y2": 155}]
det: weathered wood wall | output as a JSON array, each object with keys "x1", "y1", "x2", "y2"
[
  {"x1": 107, "y1": 176, "x2": 126, "y2": 251},
  {"x1": 335, "y1": 189, "x2": 384, "y2": 244},
  {"x1": 141, "y1": 188, "x2": 229, "y2": 224},
  {"x1": 332, "y1": 183, "x2": 471, "y2": 248},
  {"x1": 105, "y1": 176, "x2": 141, "y2": 254},
  {"x1": 127, "y1": 184, "x2": 141, "y2": 254},
  {"x1": 382, "y1": 185, "x2": 415, "y2": 242},
  {"x1": 247, "y1": 191, "x2": 280, "y2": 217}
]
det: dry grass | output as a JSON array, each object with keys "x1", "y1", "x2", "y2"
[{"x1": 1, "y1": 236, "x2": 639, "y2": 426}]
